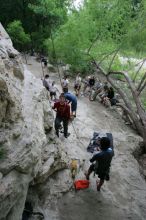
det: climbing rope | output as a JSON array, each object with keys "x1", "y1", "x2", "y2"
[{"x1": 37, "y1": 31, "x2": 85, "y2": 148}]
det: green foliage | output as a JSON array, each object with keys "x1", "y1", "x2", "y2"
[
  {"x1": 0, "y1": 0, "x2": 69, "y2": 53},
  {"x1": 44, "y1": 0, "x2": 143, "y2": 73},
  {"x1": 7, "y1": 20, "x2": 30, "y2": 51},
  {"x1": 28, "y1": 0, "x2": 69, "y2": 52}
]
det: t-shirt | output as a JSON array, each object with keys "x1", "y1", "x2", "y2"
[
  {"x1": 89, "y1": 78, "x2": 95, "y2": 86},
  {"x1": 107, "y1": 90, "x2": 114, "y2": 99},
  {"x1": 75, "y1": 76, "x2": 81, "y2": 86},
  {"x1": 43, "y1": 78, "x2": 51, "y2": 90},
  {"x1": 49, "y1": 85, "x2": 57, "y2": 93},
  {"x1": 61, "y1": 79, "x2": 69, "y2": 88},
  {"x1": 90, "y1": 148, "x2": 114, "y2": 174},
  {"x1": 64, "y1": 92, "x2": 77, "y2": 104},
  {"x1": 53, "y1": 101, "x2": 70, "y2": 119}
]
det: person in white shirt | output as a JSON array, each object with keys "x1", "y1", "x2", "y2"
[
  {"x1": 74, "y1": 73, "x2": 82, "y2": 96},
  {"x1": 49, "y1": 81, "x2": 59, "y2": 100},
  {"x1": 61, "y1": 75, "x2": 69, "y2": 90}
]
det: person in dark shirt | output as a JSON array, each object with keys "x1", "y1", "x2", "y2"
[
  {"x1": 52, "y1": 93, "x2": 70, "y2": 138},
  {"x1": 43, "y1": 74, "x2": 51, "y2": 91},
  {"x1": 89, "y1": 76, "x2": 95, "y2": 88},
  {"x1": 107, "y1": 87, "x2": 114, "y2": 99},
  {"x1": 85, "y1": 137, "x2": 114, "y2": 191},
  {"x1": 102, "y1": 87, "x2": 115, "y2": 106},
  {"x1": 41, "y1": 57, "x2": 48, "y2": 67},
  {"x1": 63, "y1": 88, "x2": 77, "y2": 117}
]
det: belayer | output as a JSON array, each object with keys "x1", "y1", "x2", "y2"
[
  {"x1": 63, "y1": 87, "x2": 77, "y2": 117},
  {"x1": 85, "y1": 137, "x2": 114, "y2": 191},
  {"x1": 52, "y1": 93, "x2": 70, "y2": 138}
]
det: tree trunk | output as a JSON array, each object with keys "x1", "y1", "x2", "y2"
[{"x1": 92, "y1": 60, "x2": 146, "y2": 151}]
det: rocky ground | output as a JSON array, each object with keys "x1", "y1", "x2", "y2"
[{"x1": 25, "y1": 56, "x2": 146, "y2": 220}]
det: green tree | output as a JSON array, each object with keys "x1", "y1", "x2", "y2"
[
  {"x1": 45, "y1": 0, "x2": 138, "y2": 73},
  {"x1": 7, "y1": 20, "x2": 30, "y2": 51},
  {"x1": 28, "y1": 0, "x2": 69, "y2": 53}
]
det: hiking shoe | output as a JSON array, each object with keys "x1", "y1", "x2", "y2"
[
  {"x1": 84, "y1": 171, "x2": 89, "y2": 180},
  {"x1": 64, "y1": 133, "x2": 70, "y2": 138},
  {"x1": 56, "y1": 131, "x2": 59, "y2": 137},
  {"x1": 96, "y1": 181, "x2": 100, "y2": 191},
  {"x1": 97, "y1": 186, "x2": 100, "y2": 192},
  {"x1": 105, "y1": 174, "x2": 110, "y2": 181}
]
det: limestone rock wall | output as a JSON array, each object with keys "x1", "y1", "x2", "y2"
[
  {"x1": 0, "y1": 24, "x2": 71, "y2": 220},
  {"x1": 0, "y1": 23, "x2": 23, "y2": 128}
]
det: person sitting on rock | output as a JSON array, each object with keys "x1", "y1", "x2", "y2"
[
  {"x1": 63, "y1": 87, "x2": 77, "y2": 117},
  {"x1": 99, "y1": 82, "x2": 109, "y2": 103},
  {"x1": 102, "y1": 87, "x2": 115, "y2": 106},
  {"x1": 90, "y1": 79, "x2": 103, "y2": 101},
  {"x1": 82, "y1": 76, "x2": 90, "y2": 95},
  {"x1": 43, "y1": 74, "x2": 51, "y2": 91},
  {"x1": 89, "y1": 75, "x2": 95, "y2": 88},
  {"x1": 52, "y1": 93, "x2": 70, "y2": 138},
  {"x1": 85, "y1": 137, "x2": 114, "y2": 191}
]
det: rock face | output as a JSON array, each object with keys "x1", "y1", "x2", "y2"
[
  {"x1": 0, "y1": 24, "x2": 71, "y2": 220},
  {"x1": 0, "y1": 23, "x2": 23, "y2": 128}
]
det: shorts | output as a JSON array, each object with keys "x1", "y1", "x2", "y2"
[
  {"x1": 89, "y1": 164, "x2": 109, "y2": 181},
  {"x1": 50, "y1": 91, "x2": 56, "y2": 96},
  {"x1": 71, "y1": 102, "x2": 77, "y2": 112},
  {"x1": 74, "y1": 84, "x2": 81, "y2": 90}
]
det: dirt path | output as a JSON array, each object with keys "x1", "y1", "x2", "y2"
[{"x1": 26, "y1": 56, "x2": 146, "y2": 220}]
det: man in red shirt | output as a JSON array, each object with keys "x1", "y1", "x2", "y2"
[{"x1": 52, "y1": 93, "x2": 70, "y2": 138}]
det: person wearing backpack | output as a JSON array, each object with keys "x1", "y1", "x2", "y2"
[
  {"x1": 52, "y1": 93, "x2": 70, "y2": 138},
  {"x1": 85, "y1": 137, "x2": 114, "y2": 191}
]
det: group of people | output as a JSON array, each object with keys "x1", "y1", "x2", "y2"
[
  {"x1": 43, "y1": 74, "x2": 77, "y2": 138},
  {"x1": 73, "y1": 74, "x2": 117, "y2": 107},
  {"x1": 43, "y1": 73, "x2": 114, "y2": 192}
]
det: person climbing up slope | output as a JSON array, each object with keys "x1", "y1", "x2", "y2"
[
  {"x1": 63, "y1": 87, "x2": 77, "y2": 117},
  {"x1": 85, "y1": 137, "x2": 114, "y2": 191},
  {"x1": 74, "y1": 73, "x2": 82, "y2": 96},
  {"x1": 52, "y1": 93, "x2": 70, "y2": 138},
  {"x1": 43, "y1": 74, "x2": 51, "y2": 91}
]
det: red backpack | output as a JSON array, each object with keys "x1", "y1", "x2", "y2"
[{"x1": 74, "y1": 180, "x2": 90, "y2": 190}]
